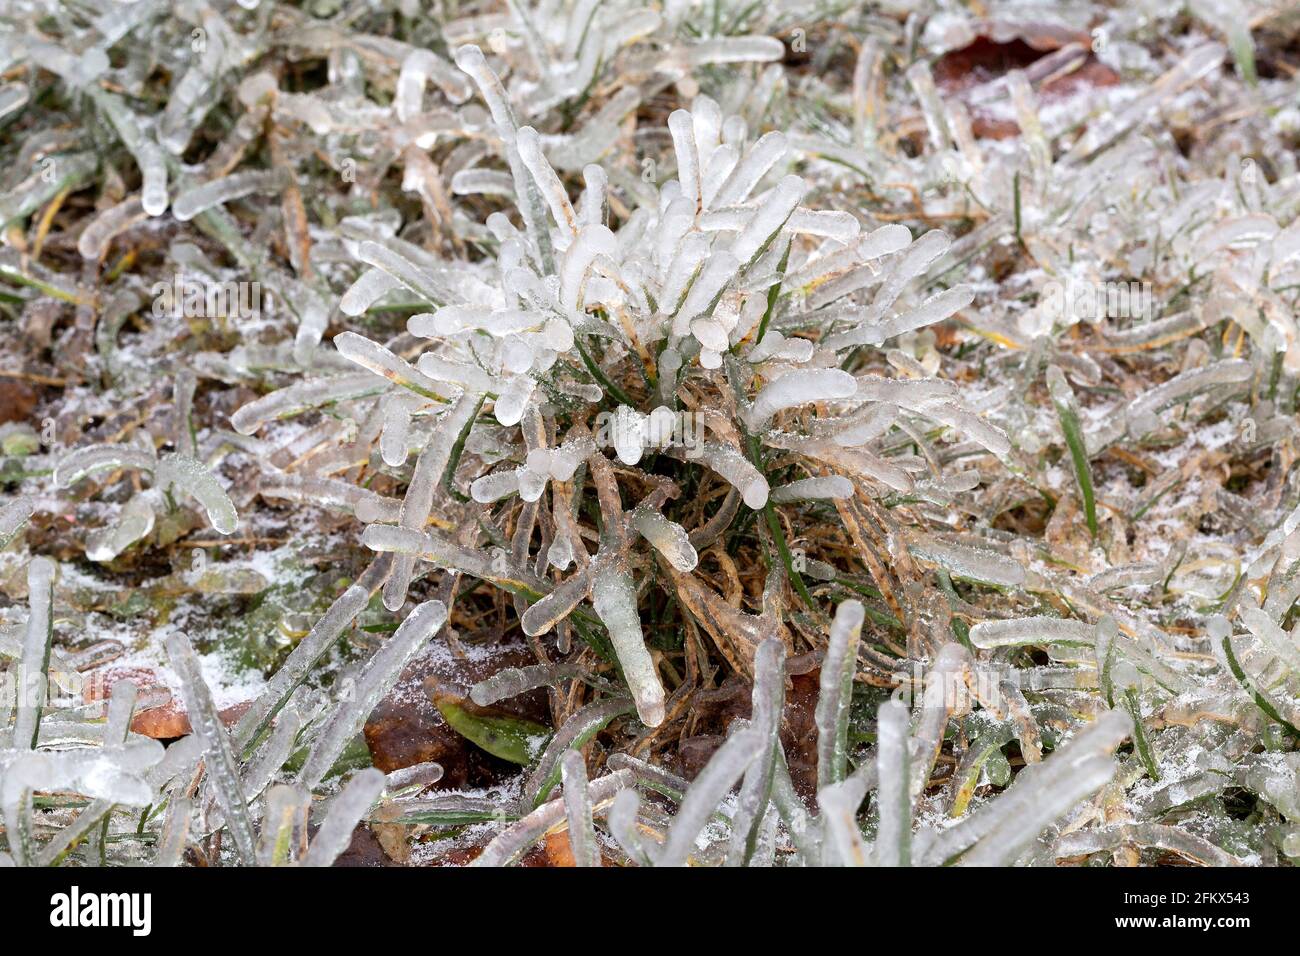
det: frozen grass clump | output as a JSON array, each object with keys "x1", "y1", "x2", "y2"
[{"x1": 1, "y1": 1, "x2": 1300, "y2": 867}]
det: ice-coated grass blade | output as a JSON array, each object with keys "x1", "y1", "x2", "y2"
[
  {"x1": 298, "y1": 600, "x2": 447, "y2": 789},
  {"x1": 727, "y1": 636, "x2": 785, "y2": 866},
  {"x1": 874, "y1": 698, "x2": 912, "y2": 866},
  {"x1": 165, "y1": 631, "x2": 257, "y2": 865},
  {"x1": 14, "y1": 557, "x2": 54, "y2": 750},
  {"x1": 656, "y1": 727, "x2": 763, "y2": 867},
  {"x1": 1219, "y1": 625, "x2": 1300, "y2": 738},
  {"x1": 815, "y1": 600, "x2": 864, "y2": 788},
  {"x1": 473, "y1": 769, "x2": 633, "y2": 867},
  {"x1": 0, "y1": 497, "x2": 35, "y2": 548},
  {"x1": 302, "y1": 768, "x2": 385, "y2": 866},
  {"x1": 524, "y1": 696, "x2": 634, "y2": 807},
  {"x1": 560, "y1": 750, "x2": 600, "y2": 867}
]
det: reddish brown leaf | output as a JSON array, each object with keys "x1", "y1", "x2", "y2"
[
  {"x1": 82, "y1": 664, "x2": 250, "y2": 738},
  {"x1": 932, "y1": 27, "x2": 1120, "y2": 140}
]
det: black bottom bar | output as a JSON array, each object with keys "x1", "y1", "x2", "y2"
[{"x1": 3, "y1": 865, "x2": 1283, "y2": 944}]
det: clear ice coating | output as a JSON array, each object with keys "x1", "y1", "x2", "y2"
[
  {"x1": 1, "y1": 0, "x2": 1293, "y2": 871},
  {"x1": 298, "y1": 600, "x2": 448, "y2": 789},
  {"x1": 301, "y1": 768, "x2": 386, "y2": 867},
  {"x1": 591, "y1": 561, "x2": 665, "y2": 728},
  {"x1": 0, "y1": 497, "x2": 34, "y2": 549},
  {"x1": 874, "y1": 699, "x2": 912, "y2": 867},
  {"x1": 165, "y1": 630, "x2": 257, "y2": 865},
  {"x1": 155, "y1": 454, "x2": 239, "y2": 535}
]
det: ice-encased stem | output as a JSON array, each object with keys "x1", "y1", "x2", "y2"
[
  {"x1": 560, "y1": 751, "x2": 600, "y2": 867},
  {"x1": 77, "y1": 196, "x2": 147, "y2": 260},
  {"x1": 298, "y1": 600, "x2": 447, "y2": 789},
  {"x1": 472, "y1": 769, "x2": 634, "y2": 867},
  {"x1": 171, "y1": 169, "x2": 285, "y2": 222},
  {"x1": 873, "y1": 697, "x2": 915, "y2": 868},
  {"x1": 694, "y1": 442, "x2": 769, "y2": 509},
  {"x1": 54, "y1": 443, "x2": 157, "y2": 488},
  {"x1": 86, "y1": 493, "x2": 155, "y2": 562},
  {"x1": 139, "y1": 140, "x2": 168, "y2": 216},
  {"x1": 0, "y1": 83, "x2": 29, "y2": 123},
  {"x1": 909, "y1": 643, "x2": 971, "y2": 800},
  {"x1": 769, "y1": 476, "x2": 853, "y2": 503},
  {"x1": 607, "y1": 787, "x2": 650, "y2": 865},
  {"x1": 675, "y1": 251, "x2": 738, "y2": 326},
  {"x1": 1125, "y1": 359, "x2": 1253, "y2": 437},
  {"x1": 260, "y1": 475, "x2": 396, "y2": 519},
  {"x1": 156, "y1": 453, "x2": 238, "y2": 534},
  {"x1": 909, "y1": 536, "x2": 1026, "y2": 588},
  {"x1": 13, "y1": 557, "x2": 54, "y2": 750},
  {"x1": 154, "y1": 795, "x2": 191, "y2": 867},
  {"x1": 521, "y1": 564, "x2": 594, "y2": 637},
  {"x1": 470, "y1": 662, "x2": 584, "y2": 706},
  {"x1": 453, "y1": 45, "x2": 554, "y2": 272},
  {"x1": 633, "y1": 508, "x2": 698, "y2": 572},
  {"x1": 969, "y1": 616, "x2": 1095, "y2": 649},
  {"x1": 360, "y1": 524, "x2": 430, "y2": 556},
  {"x1": 816, "y1": 600, "x2": 864, "y2": 788},
  {"x1": 395, "y1": 49, "x2": 470, "y2": 123},
  {"x1": 852, "y1": 39, "x2": 881, "y2": 147},
  {"x1": 730, "y1": 175, "x2": 805, "y2": 268},
  {"x1": 745, "y1": 369, "x2": 858, "y2": 431},
  {"x1": 828, "y1": 285, "x2": 973, "y2": 348},
  {"x1": 591, "y1": 561, "x2": 665, "y2": 727},
  {"x1": 385, "y1": 761, "x2": 445, "y2": 793},
  {"x1": 158, "y1": 20, "x2": 224, "y2": 154},
  {"x1": 727, "y1": 637, "x2": 785, "y2": 866},
  {"x1": 668, "y1": 109, "x2": 701, "y2": 210},
  {"x1": 656, "y1": 726, "x2": 763, "y2": 867},
  {"x1": 234, "y1": 706, "x2": 301, "y2": 815},
  {"x1": 230, "y1": 373, "x2": 383, "y2": 435},
  {"x1": 302, "y1": 768, "x2": 386, "y2": 866},
  {"x1": 905, "y1": 61, "x2": 952, "y2": 152},
  {"x1": 450, "y1": 169, "x2": 514, "y2": 197},
  {"x1": 818, "y1": 776, "x2": 870, "y2": 866},
  {"x1": 517, "y1": 126, "x2": 577, "y2": 237},
  {"x1": 685, "y1": 37, "x2": 785, "y2": 66},
  {"x1": 559, "y1": 224, "x2": 617, "y2": 311},
  {"x1": 334, "y1": 330, "x2": 449, "y2": 400},
  {"x1": 524, "y1": 696, "x2": 635, "y2": 807},
  {"x1": 385, "y1": 393, "x2": 480, "y2": 611},
  {"x1": 340, "y1": 268, "x2": 400, "y2": 317},
  {"x1": 1047, "y1": 364, "x2": 1098, "y2": 538},
  {"x1": 470, "y1": 469, "x2": 521, "y2": 504},
  {"x1": 257, "y1": 785, "x2": 311, "y2": 866},
  {"x1": 0, "y1": 496, "x2": 34, "y2": 548},
  {"x1": 357, "y1": 239, "x2": 453, "y2": 307},
  {"x1": 165, "y1": 631, "x2": 257, "y2": 865}
]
